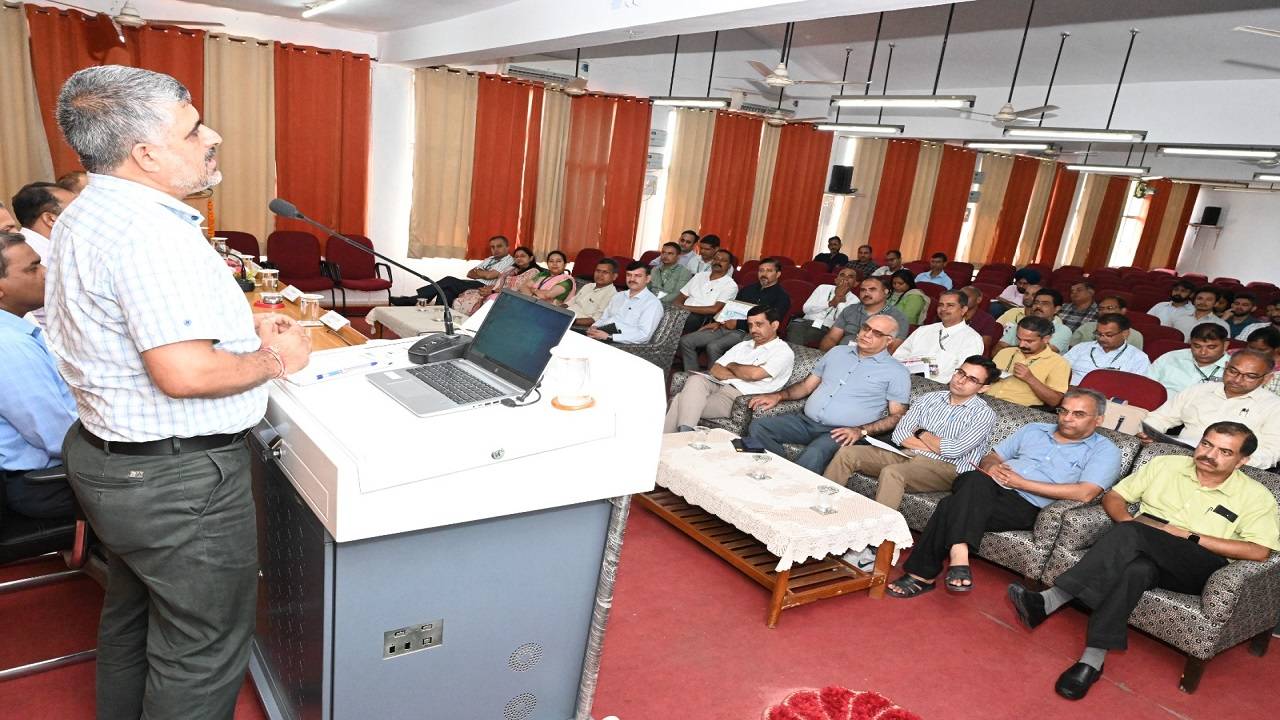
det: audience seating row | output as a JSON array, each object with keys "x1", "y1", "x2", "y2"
[{"x1": 219, "y1": 229, "x2": 393, "y2": 310}]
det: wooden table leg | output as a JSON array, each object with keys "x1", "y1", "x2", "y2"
[
  {"x1": 868, "y1": 541, "x2": 896, "y2": 599},
  {"x1": 767, "y1": 569, "x2": 790, "y2": 628}
]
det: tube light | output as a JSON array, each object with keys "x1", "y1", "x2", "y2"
[
  {"x1": 1065, "y1": 164, "x2": 1149, "y2": 176},
  {"x1": 1005, "y1": 126, "x2": 1147, "y2": 143},
  {"x1": 814, "y1": 123, "x2": 904, "y2": 136},
  {"x1": 1254, "y1": 173, "x2": 1280, "y2": 183},
  {"x1": 1140, "y1": 175, "x2": 1164, "y2": 182},
  {"x1": 1159, "y1": 146, "x2": 1278, "y2": 160},
  {"x1": 830, "y1": 94, "x2": 975, "y2": 109},
  {"x1": 964, "y1": 141, "x2": 1052, "y2": 151},
  {"x1": 301, "y1": 0, "x2": 347, "y2": 18},
  {"x1": 650, "y1": 97, "x2": 730, "y2": 109},
  {"x1": 1172, "y1": 179, "x2": 1250, "y2": 188}
]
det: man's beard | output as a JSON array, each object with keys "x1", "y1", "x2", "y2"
[{"x1": 174, "y1": 167, "x2": 222, "y2": 197}]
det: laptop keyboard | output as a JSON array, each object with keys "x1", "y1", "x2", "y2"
[{"x1": 407, "y1": 363, "x2": 506, "y2": 405}]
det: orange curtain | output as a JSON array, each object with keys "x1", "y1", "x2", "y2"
[
  {"x1": 1081, "y1": 175, "x2": 1130, "y2": 271},
  {"x1": 985, "y1": 154, "x2": 1040, "y2": 264},
  {"x1": 867, "y1": 139, "x2": 922, "y2": 250},
  {"x1": 1036, "y1": 166, "x2": 1079, "y2": 265},
  {"x1": 600, "y1": 97, "x2": 651, "y2": 258},
  {"x1": 920, "y1": 145, "x2": 977, "y2": 259},
  {"x1": 1131, "y1": 179, "x2": 1172, "y2": 268},
  {"x1": 467, "y1": 74, "x2": 543, "y2": 257},
  {"x1": 700, "y1": 112, "x2": 763, "y2": 252},
  {"x1": 273, "y1": 43, "x2": 370, "y2": 236},
  {"x1": 760, "y1": 123, "x2": 833, "y2": 260},
  {"x1": 1165, "y1": 184, "x2": 1200, "y2": 269},
  {"x1": 26, "y1": 6, "x2": 205, "y2": 177}
]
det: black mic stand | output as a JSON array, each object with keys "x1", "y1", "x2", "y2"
[{"x1": 218, "y1": 248, "x2": 257, "y2": 293}]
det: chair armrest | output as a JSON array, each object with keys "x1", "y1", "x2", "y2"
[
  {"x1": 375, "y1": 262, "x2": 392, "y2": 282},
  {"x1": 23, "y1": 465, "x2": 67, "y2": 483},
  {"x1": 1200, "y1": 552, "x2": 1280, "y2": 625},
  {"x1": 751, "y1": 398, "x2": 807, "y2": 419},
  {"x1": 1053, "y1": 503, "x2": 1114, "y2": 551},
  {"x1": 669, "y1": 371, "x2": 690, "y2": 396},
  {"x1": 322, "y1": 260, "x2": 341, "y2": 283},
  {"x1": 1032, "y1": 499, "x2": 1086, "y2": 545}
]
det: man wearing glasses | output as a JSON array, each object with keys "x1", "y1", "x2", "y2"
[
  {"x1": 892, "y1": 290, "x2": 985, "y2": 383},
  {"x1": 1062, "y1": 314, "x2": 1150, "y2": 385},
  {"x1": 819, "y1": 276, "x2": 909, "y2": 353},
  {"x1": 1068, "y1": 295, "x2": 1144, "y2": 349},
  {"x1": 988, "y1": 316, "x2": 1071, "y2": 409},
  {"x1": 1139, "y1": 350, "x2": 1280, "y2": 468},
  {"x1": 745, "y1": 314, "x2": 910, "y2": 474},
  {"x1": 995, "y1": 288, "x2": 1072, "y2": 354}
]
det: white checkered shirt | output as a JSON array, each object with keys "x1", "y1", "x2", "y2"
[{"x1": 45, "y1": 173, "x2": 266, "y2": 442}]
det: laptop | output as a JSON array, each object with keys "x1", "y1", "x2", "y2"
[{"x1": 367, "y1": 290, "x2": 574, "y2": 417}]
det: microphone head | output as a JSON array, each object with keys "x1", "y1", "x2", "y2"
[{"x1": 268, "y1": 198, "x2": 301, "y2": 219}]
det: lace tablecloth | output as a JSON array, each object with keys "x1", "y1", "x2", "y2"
[{"x1": 656, "y1": 429, "x2": 913, "y2": 571}]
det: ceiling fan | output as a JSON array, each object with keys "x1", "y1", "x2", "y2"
[
  {"x1": 45, "y1": 1, "x2": 224, "y2": 43},
  {"x1": 720, "y1": 22, "x2": 855, "y2": 93},
  {"x1": 958, "y1": 2, "x2": 1061, "y2": 126}
]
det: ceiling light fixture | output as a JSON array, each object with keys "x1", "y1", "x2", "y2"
[
  {"x1": 1005, "y1": 126, "x2": 1147, "y2": 142},
  {"x1": 1172, "y1": 178, "x2": 1249, "y2": 188},
  {"x1": 650, "y1": 97, "x2": 729, "y2": 109},
  {"x1": 816, "y1": 123, "x2": 904, "y2": 135},
  {"x1": 1140, "y1": 175, "x2": 1164, "y2": 182},
  {"x1": 830, "y1": 94, "x2": 975, "y2": 109},
  {"x1": 1158, "y1": 146, "x2": 1279, "y2": 159},
  {"x1": 964, "y1": 141, "x2": 1052, "y2": 151},
  {"x1": 1065, "y1": 164, "x2": 1149, "y2": 176},
  {"x1": 1254, "y1": 172, "x2": 1280, "y2": 183},
  {"x1": 301, "y1": 0, "x2": 347, "y2": 18}
]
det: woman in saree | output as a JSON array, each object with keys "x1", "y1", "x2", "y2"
[
  {"x1": 452, "y1": 245, "x2": 541, "y2": 314},
  {"x1": 887, "y1": 268, "x2": 930, "y2": 326},
  {"x1": 517, "y1": 249, "x2": 576, "y2": 305}
]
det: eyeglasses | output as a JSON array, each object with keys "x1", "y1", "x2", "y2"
[
  {"x1": 1225, "y1": 366, "x2": 1267, "y2": 382},
  {"x1": 1093, "y1": 330, "x2": 1125, "y2": 340},
  {"x1": 952, "y1": 368, "x2": 987, "y2": 385},
  {"x1": 1054, "y1": 407, "x2": 1095, "y2": 419},
  {"x1": 858, "y1": 323, "x2": 892, "y2": 340}
]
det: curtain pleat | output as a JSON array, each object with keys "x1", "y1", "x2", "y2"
[
  {"x1": 532, "y1": 89, "x2": 570, "y2": 256},
  {"x1": 1036, "y1": 166, "x2": 1079, "y2": 265},
  {"x1": 1082, "y1": 175, "x2": 1130, "y2": 271},
  {"x1": 700, "y1": 112, "x2": 764, "y2": 251},
  {"x1": 600, "y1": 97, "x2": 652, "y2": 257},
  {"x1": 1013, "y1": 159, "x2": 1057, "y2": 265},
  {"x1": 921, "y1": 145, "x2": 977, "y2": 259},
  {"x1": 560, "y1": 95, "x2": 614, "y2": 257},
  {"x1": 986, "y1": 154, "x2": 1040, "y2": 264},
  {"x1": 899, "y1": 141, "x2": 942, "y2": 261},
  {"x1": 204, "y1": 35, "x2": 274, "y2": 248},
  {"x1": 1166, "y1": 184, "x2": 1200, "y2": 269},
  {"x1": 743, "y1": 123, "x2": 780, "y2": 261},
  {"x1": 0, "y1": 6, "x2": 53, "y2": 196},
  {"x1": 26, "y1": 6, "x2": 205, "y2": 177},
  {"x1": 408, "y1": 68, "x2": 477, "y2": 259},
  {"x1": 468, "y1": 74, "x2": 544, "y2": 256},
  {"x1": 965, "y1": 153, "x2": 1013, "y2": 262},
  {"x1": 659, "y1": 108, "x2": 715, "y2": 246},
  {"x1": 835, "y1": 137, "x2": 887, "y2": 248},
  {"x1": 1064, "y1": 173, "x2": 1110, "y2": 266},
  {"x1": 760, "y1": 124, "x2": 833, "y2": 260},
  {"x1": 867, "y1": 139, "x2": 922, "y2": 251},
  {"x1": 1147, "y1": 182, "x2": 1188, "y2": 271},
  {"x1": 1131, "y1": 179, "x2": 1172, "y2": 269}
]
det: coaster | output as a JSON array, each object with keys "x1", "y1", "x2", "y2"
[{"x1": 551, "y1": 397, "x2": 595, "y2": 411}]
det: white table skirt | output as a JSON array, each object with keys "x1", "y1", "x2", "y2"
[{"x1": 365, "y1": 305, "x2": 469, "y2": 338}]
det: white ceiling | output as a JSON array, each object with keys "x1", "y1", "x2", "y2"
[{"x1": 183, "y1": 0, "x2": 519, "y2": 31}]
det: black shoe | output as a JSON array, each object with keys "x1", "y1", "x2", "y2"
[
  {"x1": 390, "y1": 295, "x2": 419, "y2": 307},
  {"x1": 1055, "y1": 662, "x2": 1103, "y2": 700},
  {"x1": 1007, "y1": 583, "x2": 1048, "y2": 630}
]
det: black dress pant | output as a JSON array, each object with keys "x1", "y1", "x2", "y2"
[
  {"x1": 415, "y1": 276, "x2": 482, "y2": 305},
  {"x1": 902, "y1": 471, "x2": 1041, "y2": 579},
  {"x1": 1054, "y1": 521, "x2": 1227, "y2": 650},
  {"x1": 3, "y1": 469, "x2": 77, "y2": 519}
]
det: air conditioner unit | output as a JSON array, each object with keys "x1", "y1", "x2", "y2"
[
  {"x1": 503, "y1": 64, "x2": 581, "y2": 87},
  {"x1": 742, "y1": 102, "x2": 793, "y2": 117}
]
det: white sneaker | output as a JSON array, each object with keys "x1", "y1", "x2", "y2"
[{"x1": 841, "y1": 546, "x2": 877, "y2": 571}]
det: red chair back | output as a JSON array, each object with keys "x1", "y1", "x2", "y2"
[
  {"x1": 946, "y1": 262, "x2": 974, "y2": 285},
  {"x1": 267, "y1": 231, "x2": 323, "y2": 279},
  {"x1": 1079, "y1": 370, "x2": 1168, "y2": 411},
  {"x1": 801, "y1": 260, "x2": 829, "y2": 277},
  {"x1": 1126, "y1": 313, "x2": 1162, "y2": 331},
  {"x1": 610, "y1": 256, "x2": 634, "y2": 288},
  {"x1": 572, "y1": 248, "x2": 604, "y2": 279},
  {"x1": 905, "y1": 260, "x2": 929, "y2": 275},
  {"x1": 780, "y1": 279, "x2": 815, "y2": 309},
  {"x1": 811, "y1": 272, "x2": 836, "y2": 286},
  {"x1": 326, "y1": 234, "x2": 377, "y2": 280},
  {"x1": 638, "y1": 250, "x2": 660, "y2": 266},
  {"x1": 1144, "y1": 339, "x2": 1187, "y2": 363},
  {"x1": 218, "y1": 231, "x2": 259, "y2": 257},
  {"x1": 739, "y1": 260, "x2": 760, "y2": 278},
  {"x1": 771, "y1": 256, "x2": 798, "y2": 269},
  {"x1": 1145, "y1": 325, "x2": 1187, "y2": 345}
]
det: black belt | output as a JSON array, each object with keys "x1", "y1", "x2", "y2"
[{"x1": 79, "y1": 426, "x2": 247, "y2": 456}]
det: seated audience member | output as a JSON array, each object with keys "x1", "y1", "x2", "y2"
[
  {"x1": 679, "y1": 257, "x2": 789, "y2": 370},
  {"x1": 1062, "y1": 314, "x2": 1150, "y2": 385},
  {"x1": 0, "y1": 232, "x2": 77, "y2": 518},
  {"x1": 453, "y1": 245, "x2": 541, "y2": 314},
  {"x1": 787, "y1": 265, "x2": 859, "y2": 346},
  {"x1": 1069, "y1": 294, "x2": 1144, "y2": 349},
  {"x1": 516, "y1": 249, "x2": 575, "y2": 305},
  {"x1": 664, "y1": 305, "x2": 794, "y2": 433},
  {"x1": 819, "y1": 276, "x2": 910, "y2": 352},
  {"x1": 996, "y1": 288, "x2": 1071, "y2": 354},
  {"x1": 1147, "y1": 279, "x2": 1197, "y2": 326},
  {"x1": 566, "y1": 259, "x2": 619, "y2": 328},
  {"x1": 686, "y1": 233, "x2": 721, "y2": 276},
  {"x1": 871, "y1": 248, "x2": 905, "y2": 277},
  {"x1": 12, "y1": 181, "x2": 75, "y2": 260},
  {"x1": 1243, "y1": 326, "x2": 1280, "y2": 396},
  {"x1": 1222, "y1": 292, "x2": 1259, "y2": 339},
  {"x1": 1008, "y1": 422, "x2": 1278, "y2": 700},
  {"x1": 648, "y1": 241, "x2": 693, "y2": 303},
  {"x1": 892, "y1": 290, "x2": 985, "y2": 383},
  {"x1": 587, "y1": 262, "x2": 662, "y2": 345},
  {"x1": 1059, "y1": 281, "x2": 1099, "y2": 332},
  {"x1": 746, "y1": 314, "x2": 910, "y2": 474},
  {"x1": 849, "y1": 244, "x2": 880, "y2": 279},
  {"x1": 392, "y1": 234, "x2": 513, "y2": 306},
  {"x1": 996, "y1": 282, "x2": 1041, "y2": 327},
  {"x1": 959, "y1": 285, "x2": 1004, "y2": 347},
  {"x1": 991, "y1": 268, "x2": 1041, "y2": 317},
  {"x1": 649, "y1": 230, "x2": 699, "y2": 270},
  {"x1": 56, "y1": 170, "x2": 88, "y2": 194},
  {"x1": 989, "y1": 316, "x2": 1071, "y2": 408},
  {"x1": 886, "y1": 270, "x2": 929, "y2": 326},
  {"x1": 673, "y1": 249, "x2": 738, "y2": 334},
  {"x1": 1139, "y1": 350, "x2": 1280, "y2": 468},
  {"x1": 1213, "y1": 289, "x2": 1234, "y2": 318},
  {"x1": 915, "y1": 252, "x2": 953, "y2": 290},
  {"x1": 1171, "y1": 287, "x2": 1230, "y2": 340},
  {"x1": 0, "y1": 203, "x2": 17, "y2": 233},
  {"x1": 1147, "y1": 323, "x2": 1229, "y2": 394},
  {"x1": 887, "y1": 389, "x2": 1122, "y2": 598},
  {"x1": 1237, "y1": 301, "x2": 1279, "y2": 340},
  {"x1": 813, "y1": 236, "x2": 848, "y2": 272}
]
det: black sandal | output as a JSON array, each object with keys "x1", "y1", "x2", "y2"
[
  {"x1": 945, "y1": 565, "x2": 973, "y2": 593},
  {"x1": 886, "y1": 575, "x2": 936, "y2": 599}
]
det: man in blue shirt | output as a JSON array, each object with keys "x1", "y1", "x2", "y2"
[
  {"x1": 887, "y1": 388, "x2": 1122, "y2": 598},
  {"x1": 746, "y1": 314, "x2": 911, "y2": 473},
  {"x1": 0, "y1": 232, "x2": 77, "y2": 518},
  {"x1": 915, "y1": 252, "x2": 953, "y2": 290}
]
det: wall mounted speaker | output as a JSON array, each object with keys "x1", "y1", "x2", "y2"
[
  {"x1": 828, "y1": 165, "x2": 854, "y2": 194},
  {"x1": 1199, "y1": 206, "x2": 1221, "y2": 226}
]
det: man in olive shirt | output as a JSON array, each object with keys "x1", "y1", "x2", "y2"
[
  {"x1": 989, "y1": 316, "x2": 1070, "y2": 408},
  {"x1": 819, "y1": 275, "x2": 909, "y2": 352},
  {"x1": 648, "y1": 241, "x2": 692, "y2": 303},
  {"x1": 1008, "y1": 422, "x2": 1279, "y2": 700}
]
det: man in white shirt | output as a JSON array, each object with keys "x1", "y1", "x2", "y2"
[
  {"x1": 1062, "y1": 314, "x2": 1150, "y2": 385},
  {"x1": 1171, "y1": 287, "x2": 1230, "y2": 340},
  {"x1": 567, "y1": 259, "x2": 619, "y2": 328},
  {"x1": 1069, "y1": 294, "x2": 1144, "y2": 349},
  {"x1": 393, "y1": 234, "x2": 514, "y2": 306},
  {"x1": 1147, "y1": 323, "x2": 1229, "y2": 395},
  {"x1": 992, "y1": 268, "x2": 1042, "y2": 317},
  {"x1": 650, "y1": 229, "x2": 699, "y2": 270},
  {"x1": 673, "y1": 249, "x2": 738, "y2": 334},
  {"x1": 786, "y1": 265, "x2": 859, "y2": 346},
  {"x1": 871, "y1": 248, "x2": 904, "y2": 277},
  {"x1": 588, "y1": 262, "x2": 663, "y2": 345},
  {"x1": 664, "y1": 305, "x2": 794, "y2": 432},
  {"x1": 11, "y1": 182, "x2": 76, "y2": 261},
  {"x1": 893, "y1": 290, "x2": 985, "y2": 383},
  {"x1": 683, "y1": 233, "x2": 720, "y2": 276},
  {"x1": 1140, "y1": 350, "x2": 1280, "y2": 468},
  {"x1": 1147, "y1": 279, "x2": 1197, "y2": 326}
]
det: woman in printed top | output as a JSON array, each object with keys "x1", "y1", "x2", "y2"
[
  {"x1": 517, "y1": 249, "x2": 577, "y2": 305},
  {"x1": 887, "y1": 269, "x2": 930, "y2": 326},
  {"x1": 452, "y1": 245, "x2": 542, "y2": 314}
]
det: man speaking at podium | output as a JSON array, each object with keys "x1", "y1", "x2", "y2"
[{"x1": 46, "y1": 66, "x2": 312, "y2": 720}]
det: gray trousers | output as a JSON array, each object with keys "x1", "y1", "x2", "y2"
[
  {"x1": 679, "y1": 328, "x2": 745, "y2": 371},
  {"x1": 664, "y1": 375, "x2": 743, "y2": 432},
  {"x1": 64, "y1": 423, "x2": 258, "y2": 720}
]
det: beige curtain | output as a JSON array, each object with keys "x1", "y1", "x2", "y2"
[
  {"x1": 531, "y1": 89, "x2": 571, "y2": 255},
  {"x1": 204, "y1": 35, "x2": 275, "y2": 248},
  {"x1": 964, "y1": 153, "x2": 1014, "y2": 262},
  {"x1": 408, "y1": 68, "x2": 477, "y2": 258},
  {"x1": 899, "y1": 140, "x2": 943, "y2": 261},
  {"x1": 659, "y1": 108, "x2": 715, "y2": 245},
  {"x1": 834, "y1": 137, "x2": 888, "y2": 247},
  {"x1": 1150, "y1": 182, "x2": 1190, "y2": 270},
  {"x1": 0, "y1": 6, "x2": 54, "y2": 201},
  {"x1": 742, "y1": 122, "x2": 779, "y2": 261},
  {"x1": 1013, "y1": 159, "x2": 1057, "y2": 265},
  {"x1": 1063, "y1": 173, "x2": 1110, "y2": 266}
]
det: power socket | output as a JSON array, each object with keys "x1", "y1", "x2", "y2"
[{"x1": 382, "y1": 619, "x2": 444, "y2": 659}]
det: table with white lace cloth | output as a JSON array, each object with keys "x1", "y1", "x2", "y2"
[{"x1": 655, "y1": 429, "x2": 913, "y2": 572}]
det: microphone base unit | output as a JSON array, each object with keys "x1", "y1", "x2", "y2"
[
  {"x1": 236, "y1": 277, "x2": 256, "y2": 293},
  {"x1": 407, "y1": 333, "x2": 472, "y2": 365}
]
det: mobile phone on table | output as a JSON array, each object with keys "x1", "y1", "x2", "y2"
[{"x1": 732, "y1": 437, "x2": 766, "y2": 453}]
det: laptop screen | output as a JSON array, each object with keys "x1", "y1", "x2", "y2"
[{"x1": 466, "y1": 290, "x2": 573, "y2": 387}]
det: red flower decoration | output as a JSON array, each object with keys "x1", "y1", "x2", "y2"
[{"x1": 764, "y1": 687, "x2": 921, "y2": 720}]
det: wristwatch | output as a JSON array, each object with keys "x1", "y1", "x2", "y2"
[
  {"x1": 913, "y1": 428, "x2": 929, "y2": 439},
  {"x1": 1187, "y1": 533, "x2": 1201, "y2": 544}
]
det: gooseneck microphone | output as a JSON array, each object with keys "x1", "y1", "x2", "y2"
[{"x1": 218, "y1": 247, "x2": 257, "y2": 292}]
